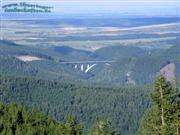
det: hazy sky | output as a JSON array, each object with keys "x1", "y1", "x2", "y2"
[{"x1": 1, "y1": 0, "x2": 180, "y2": 17}]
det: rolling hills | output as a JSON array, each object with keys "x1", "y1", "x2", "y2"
[
  {"x1": 0, "y1": 17, "x2": 179, "y2": 135},
  {"x1": 0, "y1": 37, "x2": 179, "y2": 85}
]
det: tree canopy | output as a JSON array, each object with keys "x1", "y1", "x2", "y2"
[{"x1": 138, "y1": 75, "x2": 180, "y2": 135}]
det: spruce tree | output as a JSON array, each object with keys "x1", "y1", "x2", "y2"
[
  {"x1": 89, "y1": 119, "x2": 120, "y2": 135},
  {"x1": 65, "y1": 114, "x2": 84, "y2": 135},
  {"x1": 138, "y1": 75, "x2": 180, "y2": 135},
  {"x1": 172, "y1": 92, "x2": 180, "y2": 135}
]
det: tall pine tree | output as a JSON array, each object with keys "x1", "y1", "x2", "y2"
[
  {"x1": 138, "y1": 75, "x2": 180, "y2": 135},
  {"x1": 89, "y1": 119, "x2": 120, "y2": 135},
  {"x1": 65, "y1": 114, "x2": 84, "y2": 135}
]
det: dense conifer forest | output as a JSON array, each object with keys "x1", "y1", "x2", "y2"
[
  {"x1": 0, "y1": 74, "x2": 151, "y2": 135},
  {"x1": 0, "y1": 75, "x2": 179, "y2": 135},
  {"x1": 0, "y1": 102, "x2": 119, "y2": 135}
]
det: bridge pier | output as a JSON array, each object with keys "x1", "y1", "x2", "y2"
[{"x1": 74, "y1": 64, "x2": 97, "y2": 73}]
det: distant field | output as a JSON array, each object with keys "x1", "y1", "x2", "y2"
[
  {"x1": 49, "y1": 37, "x2": 176, "y2": 51},
  {"x1": 1, "y1": 19, "x2": 179, "y2": 51}
]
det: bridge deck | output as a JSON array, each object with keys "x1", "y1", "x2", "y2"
[{"x1": 59, "y1": 61, "x2": 115, "y2": 64}]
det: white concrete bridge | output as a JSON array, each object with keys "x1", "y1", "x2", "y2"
[{"x1": 59, "y1": 60, "x2": 115, "y2": 73}]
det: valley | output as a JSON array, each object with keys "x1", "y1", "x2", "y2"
[
  {"x1": 0, "y1": 18, "x2": 180, "y2": 83},
  {"x1": 0, "y1": 17, "x2": 179, "y2": 135}
]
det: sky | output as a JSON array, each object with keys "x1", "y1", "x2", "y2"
[{"x1": 1, "y1": 0, "x2": 180, "y2": 17}]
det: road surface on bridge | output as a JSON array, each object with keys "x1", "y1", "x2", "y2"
[{"x1": 59, "y1": 60, "x2": 115, "y2": 64}]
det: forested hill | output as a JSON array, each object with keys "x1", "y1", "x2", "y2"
[
  {"x1": 0, "y1": 74, "x2": 151, "y2": 135},
  {"x1": 0, "y1": 102, "x2": 119, "y2": 135},
  {"x1": 0, "y1": 39, "x2": 179, "y2": 86},
  {"x1": 0, "y1": 75, "x2": 179, "y2": 135}
]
